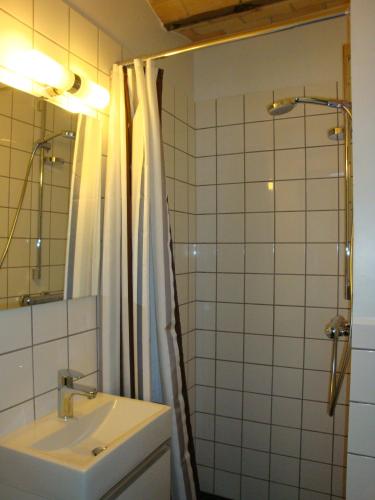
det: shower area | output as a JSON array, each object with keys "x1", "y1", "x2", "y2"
[{"x1": 162, "y1": 12, "x2": 352, "y2": 499}]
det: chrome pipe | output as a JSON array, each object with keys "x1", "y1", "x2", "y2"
[
  {"x1": 33, "y1": 99, "x2": 47, "y2": 281},
  {"x1": 0, "y1": 143, "x2": 41, "y2": 268},
  {"x1": 19, "y1": 292, "x2": 63, "y2": 306}
]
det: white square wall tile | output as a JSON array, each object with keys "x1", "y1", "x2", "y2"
[
  {"x1": 217, "y1": 183, "x2": 244, "y2": 213},
  {"x1": 0, "y1": 307, "x2": 32, "y2": 354},
  {"x1": 302, "y1": 400, "x2": 333, "y2": 433},
  {"x1": 274, "y1": 337, "x2": 304, "y2": 368},
  {"x1": 275, "y1": 117, "x2": 305, "y2": 149},
  {"x1": 196, "y1": 413, "x2": 214, "y2": 440},
  {"x1": 300, "y1": 460, "x2": 331, "y2": 494},
  {"x1": 0, "y1": 400, "x2": 34, "y2": 438},
  {"x1": 216, "y1": 416, "x2": 242, "y2": 446},
  {"x1": 273, "y1": 366, "x2": 302, "y2": 398},
  {"x1": 215, "y1": 469, "x2": 241, "y2": 499},
  {"x1": 241, "y1": 476, "x2": 268, "y2": 500},
  {"x1": 275, "y1": 244, "x2": 305, "y2": 274},
  {"x1": 196, "y1": 128, "x2": 216, "y2": 157},
  {"x1": 275, "y1": 180, "x2": 305, "y2": 211},
  {"x1": 306, "y1": 275, "x2": 338, "y2": 307},
  {"x1": 217, "y1": 153, "x2": 244, "y2": 184},
  {"x1": 306, "y1": 145, "x2": 340, "y2": 179},
  {"x1": 196, "y1": 330, "x2": 215, "y2": 358},
  {"x1": 34, "y1": 0, "x2": 69, "y2": 48},
  {"x1": 196, "y1": 302, "x2": 216, "y2": 330},
  {"x1": 196, "y1": 185, "x2": 216, "y2": 214},
  {"x1": 246, "y1": 243, "x2": 274, "y2": 273},
  {"x1": 217, "y1": 95, "x2": 244, "y2": 125},
  {"x1": 196, "y1": 386, "x2": 215, "y2": 413},
  {"x1": 275, "y1": 275, "x2": 305, "y2": 306},
  {"x1": 242, "y1": 420, "x2": 270, "y2": 452},
  {"x1": 216, "y1": 332, "x2": 243, "y2": 362},
  {"x1": 215, "y1": 442, "x2": 241, "y2": 473},
  {"x1": 307, "y1": 178, "x2": 338, "y2": 210},
  {"x1": 217, "y1": 244, "x2": 245, "y2": 273},
  {"x1": 0, "y1": 348, "x2": 33, "y2": 411},
  {"x1": 301, "y1": 430, "x2": 333, "y2": 463},
  {"x1": 217, "y1": 273, "x2": 244, "y2": 303},
  {"x1": 244, "y1": 363, "x2": 272, "y2": 394},
  {"x1": 33, "y1": 338, "x2": 68, "y2": 395},
  {"x1": 0, "y1": 0, "x2": 33, "y2": 26},
  {"x1": 246, "y1": 213, "x2": 274, "y2": 242},
  {"x1": 275, "y1": 148, "x2": 305, "y2": 180},
  {"x1": 272, "y1": 396, "x2": 301, "y2": 428},
  {"x1": 243, "y1": 392, "x2": 271, "y2": 423},
  {"x1": 218, "y1": 214, "x2": 244, "y2": 242},
  {"x1": 306, "y1": 243, "x2": 338, "y2": 275},
  {"x1": 217, "y1": 303, "x2": 243, "y2": 332},
  {"x1": 69, "y1": 330, "x2": 97, "y2": 376},
  {"x1": 196, "y1": 156, "x2": 216, "y2": 185},
  {"x1": 246, "y1": 181, "x2": 274, "y2": 212},
  {"x1": 245, "y1": 274, "x2": 274, "y2": 305},
  {"x1": 245, "y1": 304, "x2": 273, "y2": 335},
  {"x1": 195, "y1": 99, "x2": 216, "y2": 128},
  {"x1": 245, "y1": 121, "x2": 273, "y2": 152},
  {"x1": 242, "y1": 448, "x2": 269, "y2": 480},
  {"x1": 33, "y1": 300, "x2": 67, "y2": 343},
  {"x1": 270, "y1": 454, "x2": 300, "y2": 486},
  {"x1": 275, "y1": 212, "x2": 305, "y2": 242},
  {"x1": 307, "y1": 211, "x2": 338, "y2": 242},
  {"x1": 306, "y1": 113, "x2": 339, "y2": 147},
  {"x1": 274, "y1": 306, "x2": 304, "y2": 337},
  {"x1": 217, "y1": 124, "x2": 244, "y2": 155},
  {"x1": 68, "y1": 296, "x2": 97, "y2": 334},
  {"x1": 244, "y1": 334, "x2": 273, "y2": 365},
  {"x1": 271, "y1": 425, "x2": 301, "y2": 457},
  {"x1": 245, "y1": 151, "x2": 273, "y2": 182},
  {"x1": 69, "y1": 9, "x2": 98, "y2": 67},
  {"x1": 216, "y1": 388, "x2": 242, "y2": 418}
]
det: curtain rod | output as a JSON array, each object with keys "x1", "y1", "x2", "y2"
[{"x1": 120, "y1": 5, "x2": 349, "y2": 66}]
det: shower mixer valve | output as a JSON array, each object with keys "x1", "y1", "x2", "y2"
[{"x1": 324, "y1": 315, "x2": 350, "y2": 338}]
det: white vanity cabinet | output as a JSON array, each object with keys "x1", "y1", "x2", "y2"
[{"x1": 104, "y1": 444, "x2": 170, "y2": 500}]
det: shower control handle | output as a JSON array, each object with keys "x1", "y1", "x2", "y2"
[{"x1": 324, "y1": 315, "x2": 350, "y2": 339}]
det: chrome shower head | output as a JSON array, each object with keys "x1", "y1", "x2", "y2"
[
  {"x1": 267, "y1": 98, "x2": 297, "y2": 116},
  {"x1": 36, "y1": 130, "x2": 76, "y2": 148},
  {"x1": 267, "y1": 96, "x2": 352, "y2": 117}
]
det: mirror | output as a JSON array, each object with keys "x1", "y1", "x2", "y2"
[{"x1": 0, "y1": 84, "x2": 101, "y2": 309}]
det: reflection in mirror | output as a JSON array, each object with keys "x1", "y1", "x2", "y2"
[{"x1": 0, "y1": 84, "x2": 101, "y2": 309}]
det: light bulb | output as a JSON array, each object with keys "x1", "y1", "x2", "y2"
[
  {"x1": 8, "y1": 50, "x2": 75, "y2": 91},
  {"x1": 75, "y1": 79, "x2": 110, "y2": 110}
]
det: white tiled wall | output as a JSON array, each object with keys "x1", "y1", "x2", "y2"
[
  {"x1": 0, "y1": 0, "x2": 121, "y2": 427},
  {"x1": 194, "y1": 82, "x2": 351, "y2": 500},
  {"x1": 162, "y1": 82, "x2": 196, "y2": 427},
  {"x1": 0, "y1": 296, "x2": 99, "y2": 434}
]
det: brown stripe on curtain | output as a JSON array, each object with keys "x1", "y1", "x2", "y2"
[
  {"x1": 123, "y1": 67, "x2": 136, "y2": 399},
  {"x1": 156, "y1": 69, "x2": 200, "y2": 497}
]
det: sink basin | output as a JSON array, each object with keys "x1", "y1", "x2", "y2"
[{"x1": 0, "y1": 393, "x2": 171, "y2": 499}]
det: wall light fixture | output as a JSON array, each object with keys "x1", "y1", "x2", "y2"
[{"x1": 0, "y1": 49, "x2": 109, "y2": 114}]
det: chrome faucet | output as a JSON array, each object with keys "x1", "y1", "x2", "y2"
[{"x1": 58, "y1": 369, "x2": 97, "y2": 420}]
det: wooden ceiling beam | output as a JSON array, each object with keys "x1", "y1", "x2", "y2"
[{"x1": 163, "y1": 0, "x2": 285, "y2": 31}]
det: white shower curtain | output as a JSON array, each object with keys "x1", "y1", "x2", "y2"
[
  {"x1": 65, "y1": 115, "x2": 102, "y2": 299},
  {"x1": 102, "y1": 61, "x2": 198, "y2": 499}
]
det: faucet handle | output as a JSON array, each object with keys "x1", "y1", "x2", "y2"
[{"x1": 58, "y1": 369, "x2": 84, "y2": 388}]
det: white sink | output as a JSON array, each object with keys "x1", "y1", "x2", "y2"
[{"x1": 0, "y1": 393, "x2": 171, "y2": 499}]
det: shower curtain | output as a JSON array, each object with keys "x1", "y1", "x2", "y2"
[
  {"x1": 65, "y1": 115, "x2": 102, "y2": 299},
  {"x1": 102, "y1": 61, "x2": 199, "y2": 499}
]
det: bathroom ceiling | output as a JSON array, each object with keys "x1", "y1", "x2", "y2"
[{"x1": 148, "y1": 0, "x2": 350, "y2": 41}]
